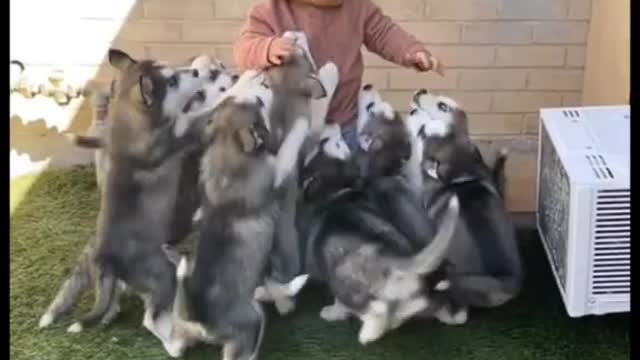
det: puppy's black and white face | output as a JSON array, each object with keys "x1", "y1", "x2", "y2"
[
  {"x1": 356, "y1": 84, "x2": 412, "y2": 179},
  {"x1": 301, "y1": 124, "x2": 356, "y2": 200},
  {"x1": 407, "y1": 89, "x2": 469, "y2": 140}
]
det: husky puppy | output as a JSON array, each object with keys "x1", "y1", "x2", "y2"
[
  {"x1": 168, "y1": 71, "x2": 283, "y2": 360},
  {"x1": 68, "y1": 55, "x2": 237, "y2": 247},
  {"x1": 297, "y1": 102, "x2": 460, "y2": 345},
  {"x1": 39, "y1": 50, "x2": 212, "y2": 351},
  {"x1": 409, "y1": 89, "x2": 523, "y2": 316},
  {"x1": 258, "y1": 31, "x2": 339, "y2": 315}
]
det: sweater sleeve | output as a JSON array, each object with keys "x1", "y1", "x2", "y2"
[
  {"x1": 362, "y1": 0, "x2": 429, "y2": 67},
  {"x1": 233, "y1": 3, "x2": 277, "y2": 71}
]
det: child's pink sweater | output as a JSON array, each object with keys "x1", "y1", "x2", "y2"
[{"x1": 233, "y1": 0, "x2": 428, "y2": 125}]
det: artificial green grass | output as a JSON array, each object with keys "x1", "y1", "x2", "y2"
[{"x1": 10, "y1": 166, "x2": 630, "y2": 360}]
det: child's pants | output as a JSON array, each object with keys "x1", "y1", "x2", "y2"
[{"x1": 340, "y1": 121, "x2": 360, "y2": 152}]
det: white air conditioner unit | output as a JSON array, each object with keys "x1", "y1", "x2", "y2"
[{"x1": 536, "y1": 105, "x2": 630, "y2": 317}]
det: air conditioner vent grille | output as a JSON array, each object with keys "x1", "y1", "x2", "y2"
[
  {"x1": 590, "y1": 189, "x2": 630, "y2": 296},
  {"x1": 538, "y1": 126, "x2": 570, "y2": 288}
]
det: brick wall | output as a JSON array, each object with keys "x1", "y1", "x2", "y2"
[{"x1": 10, "y1": 0, "x2": 593, "y2": 211}]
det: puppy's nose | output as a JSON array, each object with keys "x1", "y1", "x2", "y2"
[
  {"x1": 362, "y1": 84, "x2": 373, "y2": 91},
  {"x1": 231, "y1": 74, "x2": 239, "y2": 83}
]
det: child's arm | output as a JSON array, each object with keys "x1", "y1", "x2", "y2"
[
  {"x1": 362, "y1": 1, "x2": 437, "y2": 72},
  {"x1": 233, "y1": 4, "x2": 296, "y2": 70}
]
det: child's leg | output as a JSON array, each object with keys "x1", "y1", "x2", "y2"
[{"x1": 340, "y1": 121, "x2": 360, "y2": 152}]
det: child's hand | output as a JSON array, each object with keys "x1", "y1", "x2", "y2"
[
  {"x1": 409, "y1": 51, "x2": 446, "y2": 76},
  {"x1": 268, "y1": 37, "x2": 297, "y2": 65}
]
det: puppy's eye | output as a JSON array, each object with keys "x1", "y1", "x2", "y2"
[
  {"x1": 409, "y1": 109, "x2": 418, "y2": 116},
  {"x1": 260, "y1": 79, "x2": 270, "y2": 89},
  {"x1": 195, "y1": 90, "x2": 206, "y2": 101},
  {"x1": 219, "y1": 87, "x2": 226, "y2": 92},
  {"x1": 366, "y1": 102, "x2": 374, "y2": 112},
  {"x1": 167, "y1": 75, "x2": 178, "y2": 88},
  {"x1": 192, "y1": 69, "x2": 199, "y2": 78},
  {"x1": 209, "y1": 70, "x2": 220, "y2": 82},
  {"x1": 437, "y1": 101, "x2": 450, "y2": 113}
]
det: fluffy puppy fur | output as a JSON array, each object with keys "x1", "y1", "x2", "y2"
[
  {"x1": 168, "y1": 71, "x2": 285, "y2": 360},
  {"x1": 259, "y1": 31, "x2": 339, "y2": 315},
  {"x1": 39, "y1": 49, "x2": 216, "y2": 355},
  {"x1": 409, "y1": 89, "x2": 523, "y2": 318},
  {"x1": 296, "y1": 100, "x2": 460, "y2": 345}
]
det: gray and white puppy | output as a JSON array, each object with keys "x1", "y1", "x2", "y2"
[
  {"x1": 38, "y1": 49, "x2": 213, "y2": 353},
  {"x1": 260, "y1": 31, "x2": 339, "y2": 314},
  {"x1": 168, "y1": 70, "x2": 282, "y2": 360},
  {"x1": 299, "y1": 102, "x2": 460, "y2": 345},
  {"x1": 408, "y1": 89, "x2": 523, "y2": 320}
]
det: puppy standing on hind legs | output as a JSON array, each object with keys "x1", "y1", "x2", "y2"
[{"x1": 169, "y1": 72, "x2": 285, "y2": 360}]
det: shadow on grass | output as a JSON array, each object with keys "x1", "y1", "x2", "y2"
[{"x1": 10, "y1": 166, "x2": 630, "y2": 360}]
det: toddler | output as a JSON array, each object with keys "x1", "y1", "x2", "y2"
[{"x1": 234, "y1": 0, "x2": 444, "y2": 150}]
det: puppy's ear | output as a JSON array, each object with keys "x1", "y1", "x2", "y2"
[
  {"x1": 452, "y1": 108, "x2": 469, "y2": 136},
  {"x1": 139, "y1": 75, "x2": 154, "y2": 107},
  {"x1": 301, "y1": 74, "x2": 327, "y2": 99},
  {"x1": 108, "y1": 49, "x2": 137, "y2": 72}
]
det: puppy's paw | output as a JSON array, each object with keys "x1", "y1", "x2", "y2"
[
  {"x1": 434, "y1": 280, "x2": 450, "y2": 291},
  {"x1": 38, "y1": 312, "x2": 54, "y2": 329},
  {"x1": 274, "y1": 297, "x2": 295, "y2": 315},
  {"x1": 319, "y1": 304, "x2": 349, "y2": 322},
  {"x1": 67, "y1": 322, "x2": 83, "y2": 333},
  {"x1": 165, "y1": 339, "x2": 186, "y2": 358},
  {"x1": 451, "y1": 308, "x2": 468, "y2": 325},
  {"x1": 318, "y1": 62, "x2": 339, "y2": 93},
  {"x1": 358, "y1": 318, "x2": 386, "y2": 345},
  {"x1": 254, "y1": 286, "x2": 272, "y2": 302},
  {"x1": 434, "y1": 306, "x2": 468, "y2": 326}
]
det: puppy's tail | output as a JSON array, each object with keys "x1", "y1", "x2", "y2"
[
  {"x1": 65, "y1": 133, "x2": 104, "y2": 149},
  {"x1": 402, "y1": 195, "x2": 459, "y2": 275}
]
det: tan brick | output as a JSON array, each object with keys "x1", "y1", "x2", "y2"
[
  {"x1": 145, "y1": 44, "x2": 216, "y2": 64},
  {"x1": 523, "y1": 113, "x2": 540, "y2": 134},
  {"x1": 492, "y1": 92, "x2": 563, "y2": 112},
  {"x1": 182, "y1": 21, "x2": 243, "y2": 43},
  {"x1": 109, "y1": 40, "x2": 147, "y2": 60},
  {"x1": 527, "y1": 69, "x2": 584, "y2": 90},
  {"x1": 500, "y1": 0, "x2": 569, "y2": 20},
  {"x1": 505, "y1": 150, "x2": 538, "y2": 212},
  {"x1": 388, "y1": 69, "x2": 457, "y2": 90},
  {"x1": 213, "y1": 46, "x2": 236, "y2": 68},
  {"x1": 462, "y1": 22, "x2": 532, "y2": 44},
  {"x1": 379, "y1": 90, "x2": 416, "y2": 112},
  {"x1": 467, "y1": 113, "x2": 523, "y2": 135},
  {"x1": 429, "y1": 46, "x2": 496, "y2": 67},
  {"x1": 533, "y1": 22, "x2": 589, "y2": 44},
  {"x1": 77, "y1": 0, "x2": 144, "y2": 20},
  {"x1": 379, "y1": 90, "x2": 492, "y2": 112},
  {"x1": 214, "y1": 0, "x2": 257, "y2": 19},
  {"x1": 363, "y1": 69, "x2": 390, "y2": 90},
  {"x1": 568, "y1": 0, "x2": 592, "y2": 20},
  {"x1": 496, "y1": 46, "x2": 565, "y2": 67},
  {"x1": 375, "y1": 0, "x2": 426, "y2": 21},
  {"x1": 144, "y1": 0, "x2": 214, "y2": 19},
  {"x1": 527, "y1": 69, "x2": 583, "y2": 90},
  {"x1": 562, "y1": 92, "x2": 582, "y2": 106},
  {"x1": 427, "y1": 0, "x2": 499, "y2": 20},
  {"x1": 118, "y1": 21, "x2": 182, "y2": 42},
  {"x1": 436, "y1": 91, "x2": 493, "y2": 112},
  {"x1": 399, "y1": 22, "x2": 461, "y2": 44},
  {"x1": 458, "y1": 69, "x2": 527, "y2": 90},
  {"x1": 566, "y1": 46, "x2": 586, "y2": 67}
]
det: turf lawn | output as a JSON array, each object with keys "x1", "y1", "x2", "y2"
[{"x1": 10, "y1": 166, "x2": 630, "y2": 360}]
